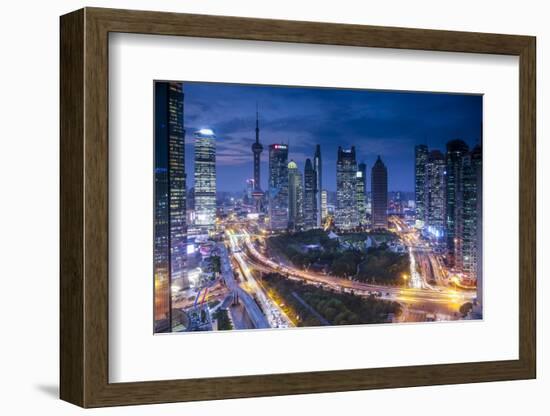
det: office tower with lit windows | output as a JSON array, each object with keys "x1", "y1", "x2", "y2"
[
  {"x1": 288, "y1": 160, "x2": 304, "y2": 230},
  {"x1": 303, "y1": 158, "x2": 317, "y2": 229},
  {"x1": 314, "y1": 144, "x2": 322, "y2": 227},
  {"x1": 473, "y1": 144, "x2": 483, "y2": 317},
  {"x1": 153, "y1": 167, "x2": 170, "y2": 332},
  {"x1": 445, "y1": 139, "x2": 469, "y2": 269},
  {"x1": 321, "y1": 190, "x2": 328, "y2": 225},
  {"x1": 154, "y1": 81, "x2": 187, "y2": 332},
  {"x1": 356, "y1": 162, "x2": 367, "y2": 225},
  {"x1": 415, "y1": 144, "x2": 429, "y2": 225},
  {"x1": 194, "y1": 128, "x2": 217, "y2": 231},
  {"x1": 268, "y1": 144, "x2": 289, "y2": 230},
  {"x1": 425, "y1": 150, "x2": 446, "y2": 240},
  {"x1": 371, "y1": 156, "x2": 388, "y2": 230},
  {"x1": 462, "y1": 145, "x2": 482, "y2": 279},
  {"x1": 335, "y1": 146, "x2": 358, "y2": 230}
]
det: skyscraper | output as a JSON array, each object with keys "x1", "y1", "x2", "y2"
[
  {"x1": 335, "y1": 146, "x2": 358, "y2": 230},
  {"x1": 415, "y1": 144, "x2": 429, "y2": 225},
  {"x1": 153, "y1": 167, "x2": 169, "y2": 331},
  {"x1": 268, "y1": 144, "x2": 289, "y2": 230},
  {"x1": 154, "y1": 82, "x2": 187, "y2": 332},
  {"x1": 356, "y1": 162, "x2": 367, "y2": 226},
  {"x1": 321, "y1": 189, "x2": 328, "y2": 225},
  {"x1": 314, "y1": 144, "x2": 322, "y2": 227},
  {"x1": 473, "y1": 144, "x2": 483, "y2": 317},
  {"x1": 426, "y1": 150, "x2": 446, "y2": 240},
  {"x1": 303, "y1": 158, "x2": 317, "y2": 229},
  {"x1": 371, "y1": 156, "x2": 388, "y2": 230},
  {"x1": 446, "y1": 139, "x2": 469, "y2": 269},
  {"x1": 462, "y1": 145, "x2": 482, "y2": 279},
  {"x1": 194, "y1": 128, "x2": 216, "y2": 231},
  {"x1": 288, "y1": 160, "x2": 304, "y2": 230}
]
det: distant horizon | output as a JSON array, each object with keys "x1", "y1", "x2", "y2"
[{"x1": 157, "y1": 81, "x2": 482, "y2": 193}]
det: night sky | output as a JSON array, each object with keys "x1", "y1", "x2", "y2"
[{"x1": 179, "y1": 82, "x2": 482, "y2": 193}]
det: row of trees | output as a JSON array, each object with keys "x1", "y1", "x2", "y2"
[
  {"x1": 213, "y1": 308, "x2": 233, "y2": 330},
  {"x1": 262, "y1": 273, "x2": 401, "y2": 327}
]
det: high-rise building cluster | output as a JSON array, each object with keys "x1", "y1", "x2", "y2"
[
  {"x1": 414, "y1": 141, "x2": 482, "y2": 280},
  {"x1": 266, "y1": 143, "x2": 384, "y2": 232},
  {"x1": 267, "y1": 144, "x2": 326, "y2": 231}
]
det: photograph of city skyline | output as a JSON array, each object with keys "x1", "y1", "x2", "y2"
[{"x1": 154, "y1": 81, "x2": 483, "y2": 333}]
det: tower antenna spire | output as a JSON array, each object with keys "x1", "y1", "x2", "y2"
[{"x1": 255, "y1": 102, "x2": 259, "y2": 144}]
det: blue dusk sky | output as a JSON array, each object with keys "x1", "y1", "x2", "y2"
[{"x1": 180, "y1": 82, "x2": 482, "y2": 193}]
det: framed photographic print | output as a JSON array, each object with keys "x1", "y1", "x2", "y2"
[{"x1": 60, "y1": 7, "x2": 536, "y2": 408}]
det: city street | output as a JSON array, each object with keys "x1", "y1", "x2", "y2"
[{"x1": 222, "y1": 218, "x2": 476, "y2": 325}]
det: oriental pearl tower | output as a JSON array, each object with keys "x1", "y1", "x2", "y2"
[{"x1": 251, "y1": 105, "x2": 264, "y2": 211}]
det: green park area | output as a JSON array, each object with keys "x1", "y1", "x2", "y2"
[
  {"x1": 261, "y1": 272, "x2": 402, "y2": 327},
  {"x1": 266, "y1": 229, "x2": 410, "y2": 285}
]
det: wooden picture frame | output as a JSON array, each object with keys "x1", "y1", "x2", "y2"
[{"x1": 60, "y1": 7, "x2": 536, "y2": 408}]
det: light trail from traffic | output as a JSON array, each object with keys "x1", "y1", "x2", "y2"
[{"x1": 226, "y1": 229, "x2": 293, "y2": 328}]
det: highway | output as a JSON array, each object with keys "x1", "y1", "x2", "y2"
[
  {"x1": 226, "y1": 230, "x2": 293, "y2": 329},
  {"x1": 225, "y1": 223, "x2": 475, "y2": 321},
  {"x1": 218, "y1": 242, "x2": 270, "y2": 329}
]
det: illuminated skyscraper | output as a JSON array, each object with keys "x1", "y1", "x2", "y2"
[
  {"x1": 335, "y1": 146, "x2": 358, "y2": 230},
  {"x1": 473, "y1": 143, "x2": 483, "y2": 317},
  {"x1": 314, "y1": 145, "x2": 322, "y2": 227},
  {"x1": 426, "y1": 150, "x2": 446, "y2": 240},
  {"x1": 462, "y1": 145, "x2": 482, "y2": 278},
  {"x1": 153, "y1": 167, "x2": 169, "y2": 332},
  {"x1": 321, "y1": 189, "x2": 328, "y2": 224},
  {"x1": 371, "y1": 156, "x2": 388, "y2": 230},
  {"x1": 356, "y1": 162, "x2": 367, "y2": 225},
  {"x1": 154, "y1": 81, "x2": 187, "y2": 332},
  {"x1": 194, "y1": 129, "x2": 216, "y2": 231},
  {"x1": 446, "y1": 139, "x2": 469, "y2": 269},
  {"x1": 288, "y1": 160, "x2": 304, "y2": 230},
  {"x1": 415, "y1": 144, "x2": 429, "y2": 225},
  {"x1": 304, "y1": 158, "x2": 317, "y2": 229},
  {"x1": 268, "y1": 144, "x2": 289, "y2": 230}
]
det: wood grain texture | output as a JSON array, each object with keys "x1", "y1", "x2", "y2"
[
  {"x1": 59, "y1": 7, "x2": 537, "y2": 408},
  {"x1": 59, "y1": 8, "x2": 84, "y2": 407}
]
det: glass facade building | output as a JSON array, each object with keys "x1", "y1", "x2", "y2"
[
  {"x1": 462, "y1": 145, "x2": 482, "y2": 278},
  {"x1": 425, "y1": 150, "x2": 447, "y2": 241},
  {"x1": 314, "y1": 144, "x2": 322, "y2": 227},
  {"x1": 154, "y1": 81, "x2": 187, "y2": 332},
  {"x1": 194, "y1": 129, "x2": 217, "y2": 231},
  {"x1": 445, "y1": 139, "x2": 469, "y2": 269},
  {"x1": 303, "y1": 158, "x2": 317, "y2": 229},
  {"x1": 371, "y1": 156, "x2": 388, "y2": 230},
  {"x1": 414, "y1": 144, "x2": 429, "y2": 225},
  {"x1": 321, "y1": 189, "x2": 328, "y2": 224},
  {"x1": 268, "y1": 144, "x2": 289, "y2": 230},
  {"x1": 335, "y1": 146, "x2": 359, "y2": 230},
  {"x1": 356, "y1": 162, "x2": 367, "y2": 226},
  {"x1": 288, "y1": 160, "x2": 304, "y2": 230}
]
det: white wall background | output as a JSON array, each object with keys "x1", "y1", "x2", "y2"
[{"x1": 0, "y1": 0, "x2": 546, "y2": 414}]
